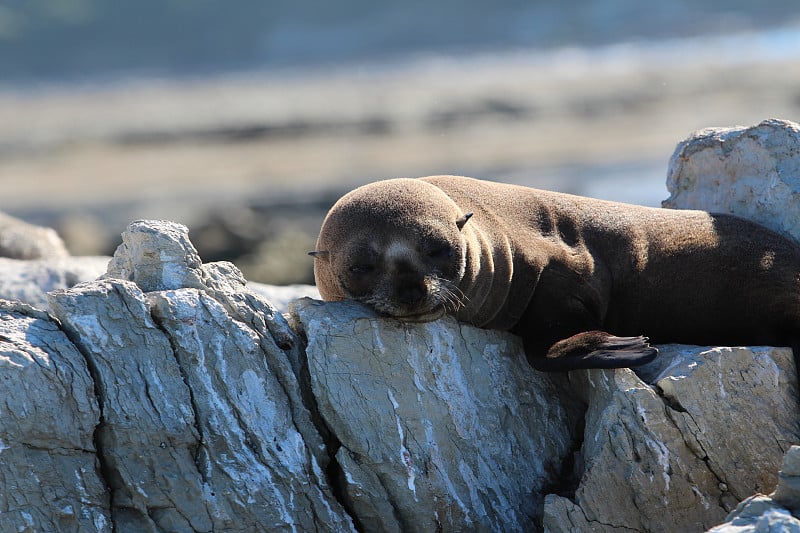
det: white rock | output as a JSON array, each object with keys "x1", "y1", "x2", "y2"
[
  {"x1": 43, "y1": 220, "x2": 355, "y2": 532},
  {"x1": 0, "y1": 211, "x2": 69, "y2": 259},
  {"x1": 0, "y1": 299, "x2": 109, "y2": 532},
  {"x1": 543, "y1": 344, "x2": 800, "y2": 533},
  {"x1": 664, "y1": 118, "x2": 800, "y2": 240},
  {"x1": 292, "y1": 297, "x2": 583, "y2": 532},
  {"x1": 0, "y1": 256, "x2": 109, "y2": 310}
]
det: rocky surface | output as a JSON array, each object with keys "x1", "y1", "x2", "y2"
[
  {"x1": 0, "y1": 299, "x2": 108, "y2": 532},
  {"x1": 664, "y1": 118, "x2": 800, "y2": 240},
  {"x1": 43, "y1": 220, "x2": 354, "y2": 532},
  {"x1": 291, "y1": 297, "x2": 583, "y2": 531},
  {"x1": 0, "y1": 214, "x2": 318, "y2": 313},
  {"x1": 709, "y1": 447, "x2": 800, "y2": 532},
  {"x1": 2, "y1": 216, "x2": 798, "y2": 532},
  {"x1": 543, "y1": 345, "x2": 799, "y2": 532},
  {"x1": 0, "y1": 211, "x2": 69, "y2": 259},
  {"x1": 1, "y1": 119, "x2": 800, "y2": 531}
]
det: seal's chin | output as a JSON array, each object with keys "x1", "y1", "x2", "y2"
[{"x1": 392, "y1": 306, "x2": 447, "y2": 323}]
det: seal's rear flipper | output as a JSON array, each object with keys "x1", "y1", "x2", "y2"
[{"x1": 532, "y1": 331, "x2": 658, "y2": 372}]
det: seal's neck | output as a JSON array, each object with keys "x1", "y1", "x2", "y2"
[{"x1": 456, "y1": 223, "x2": 516, "y2": 329}]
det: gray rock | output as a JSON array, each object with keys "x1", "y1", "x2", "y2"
[
  {"x1": 710, "y1": 447, "x2": 800, "y2": 532},
  {"x1": 651, "y1": 346, "x2": 798, "y2": 500},
  {"x1": 543, "y1": 344, "x2": 800, "y2": 533},
  {"x1": 663, "y1": 118, "x2": 800, "y2": 240},
  {"x1": 0, "y1": 255, "x2": 109, "y2": 310},
  {"x1": 0, "y1": 211, "x2": 69, "y2": 259},
  {"x1": 0, "y1": 299, "x2": 109, "y2": 532},
  {"x1": 248, "y1": 282, "x2": 320, "y2": 313},
  {"x1": 291, "y1": 297, "x2": 583, "y2": 532},
  {"x1": 44, "y1": 220, "x2": 354, "y2": 532},
  {"x1": 49, "y1": 280, "x2": 209, "y2": 532},
  {"x1": 104, "y1": 219, "x2": 205, "y2": 292},
  {"x1": 772, "y1": 446, "x2": 800, "y2": 514},
  {"x1": 709, "y1": 495, "x2": 800, "y2": 533}
]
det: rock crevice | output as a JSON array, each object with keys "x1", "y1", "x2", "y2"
[
  {"x1": 3, "y1": 119, "x2": 800, "y2": 531},
  {"x1": 0, "y1": 216, "x2": 800, "y2": 531},
  {"x1": 2, "y1": 217, "x2": 799, "y2": 533}
]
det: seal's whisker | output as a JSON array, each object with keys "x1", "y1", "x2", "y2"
[{"x1": 436, "y1": 278, "x2": 467, "y2": 313}]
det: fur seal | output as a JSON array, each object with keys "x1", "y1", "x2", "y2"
[{"x1": 312, "y1": 175, "x2": 800, "y2": 371}]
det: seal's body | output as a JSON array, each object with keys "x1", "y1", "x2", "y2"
[{"x1": 313, "y1": 175, "x2": 800, "y2": 371}]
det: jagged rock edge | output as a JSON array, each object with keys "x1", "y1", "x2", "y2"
[
  {"x1": 158, "y1": 278, "x2": 361, "y2": 529},
  {"x1": 193, "y1": 282, "x2": 362, "y2": 528},
  {"x1": 144, "y1": 293, "x2": 211, "y2": 489},
  {"x1": 642, "y1": 370, "x2": 738, "y2": 507},
  {"x1": 44, "y1": 304, "x2": 119, "y2": 525},
  {"x1": 539, "y1": 417, "x2": 585, "y2": 503},
  {"x1": 288, "y1": 316, "x2": 367, "y2": 532}
]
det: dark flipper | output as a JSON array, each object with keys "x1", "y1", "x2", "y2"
[{"x1": 531, "y1": 330, "x2": 659, "y2": 372}]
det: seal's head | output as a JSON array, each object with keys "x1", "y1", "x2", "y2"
[{"x1": 312, "y1": 178, "x2": 472, "y2": 322}]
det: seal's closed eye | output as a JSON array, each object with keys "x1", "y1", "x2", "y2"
[
  {"x1": 349, "y1": 264, "x2": 375, "y2": 275},
  {"x1": 427, "y1": 245, "x2": 454, "y2": 260}
]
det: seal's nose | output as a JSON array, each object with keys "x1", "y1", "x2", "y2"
[
  {"x1": 394, "y1": 261, "x2": 427, "y2": 306},
  {"x1": 396, "y1": 282, "x2": 426, "y2": 306}
]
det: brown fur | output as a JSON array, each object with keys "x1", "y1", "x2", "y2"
[{"x1": 314, "y1": 175, "x2": 800, "y2": 371}]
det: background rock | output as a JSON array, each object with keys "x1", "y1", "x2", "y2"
[
  {"x1": 663, "y1": 118, "x2": 800, "y2": 240},
  {"x1": 0, "y1": 217, "x2": 317, "y2": 314},
  {"x1": 772, "y1": 446, "x2": 800, "y2": 515},
  {"x1": 0, "y1": 211, "x2": 69, "y2": 260},
  {"x1": 243, "y1": 282, "x2": 319, "y2": 313},
  {"x1": 0, "y1": 256, "x2": 109, "y2": 310}
]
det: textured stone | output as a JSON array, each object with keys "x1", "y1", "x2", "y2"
[
  {"x1": 0, "y1": 211, "x2": 69, "y2": 259},
  {"x1": 710, "y1": 447, "x2": 800, "y2": 532},
  {"x1": 43, "y1": 220, "x2": 354, "y2": 532},
  {"x1": 104, "y1": 219, "x2": 205, "y2": 292},
  {"x1": 707, "y1": 448, "x2": 800, "y2": 532},
  {"x1": 708, "y1": 495, "x2": 800, "y2": 533},
  {"x1": 542, "y1": 344, "x2": 800, "y2": 533},
  {"x1": 0, "y1": 299, "x2": 109, "y2": 532},
  {"x1": 650, "y1": 346, "x2": 799, "y2": 500},
  {"x1": 772, "y1": 446, "x2": 800, "y2": 514},
  {"x1": 292, "y1": 297, "x2": 583, "y2": 532},
  {"x1": 664, "y1": 118, "x2": 800, "y2": 240},
  {"x1": 0, "y1": 256, "x2": 109, "y2": 310}
]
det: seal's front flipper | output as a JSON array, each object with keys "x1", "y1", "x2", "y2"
[{"x1": 531, "y1": 330, "x2": 658, "y2": 372}]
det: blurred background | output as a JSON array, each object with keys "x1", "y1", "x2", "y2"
[{"x1": 1, "y1": 1, "x2": 799, "y2": 285}]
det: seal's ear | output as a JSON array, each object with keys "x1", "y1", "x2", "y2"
[
  {"x1": 456, "y1": 212, "x2": 473, "y2": 230},
  {"x1": 308, "y1": 250, "x2": 330, "y2": 260}
]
